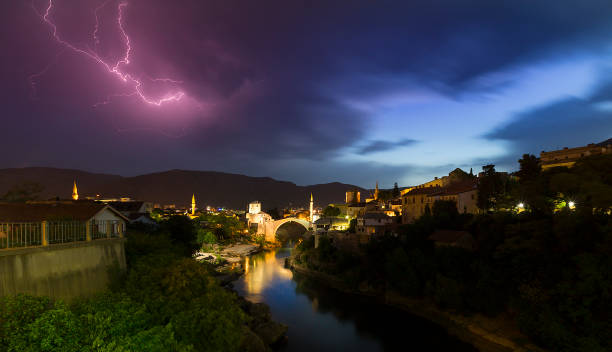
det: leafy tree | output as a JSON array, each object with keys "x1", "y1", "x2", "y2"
[
  {"x1": 347, "y1": 218, "x2": 356, "y2": 233},
  {"x1": 322, "y1": 206, "x2": 341, "y2": 217},
  {"x1": 159, "y1": 216, "x2": 198, "y2": 256},
  {"x1": 1, "y1": 182, "x2": 44, "y2": 202},
  {"x1": 477, "y1": 164, "x2": 503, "y2": 211},
  {"x1": 517, "y1": 154, "x2": 541, "y2": 182},
  {"x1": 432, "y1": 200, "x2": 459, "y2": 229}
]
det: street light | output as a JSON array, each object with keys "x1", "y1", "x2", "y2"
[
  {"x1": 517, "y1": 203, "x2": 524, "y2": 208},
  {"x1": 568, "y1": 201, "x2": 575, "y2": 209}
]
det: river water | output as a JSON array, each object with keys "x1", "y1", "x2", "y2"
[{"x1": 233, "y1": 247, "x2": 477, "y2": 352}]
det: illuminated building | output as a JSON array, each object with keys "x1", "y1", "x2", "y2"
[
  {"x1": 401, "y1": 170, "x2": 478, "y2": 224},
  {"x1": 249, "y1": 201, "x2": 261, "y2": 215},
  {"x1": 345, "y1": 190, "x2": 361, "y2": 203},
  {"x1": 356, "y1": 212, "x2": 393, "y2": 235}
]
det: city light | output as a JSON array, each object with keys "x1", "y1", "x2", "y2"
[
  {"x1": 568, "y1": 201, "x2": 575, "y2": 209},
  {"x1": 517, "y1": 203, "x2": 524, "y2": 208}
]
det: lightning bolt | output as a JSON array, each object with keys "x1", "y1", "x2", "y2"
[{"x1": 32, "y1": 0, "x2": 185, "y2": 107}]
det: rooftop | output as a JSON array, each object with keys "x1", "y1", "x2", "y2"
[{"x1": 0, "y1": 202, "x2": 127, "y2": 222}]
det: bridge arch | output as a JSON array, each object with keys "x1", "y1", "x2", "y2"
[
  {"x1": 272, "y1": 218, "x2": 310, "y2": 235},
  {"x1": 269, "y1": 217, "x2": 310, "y2": 243}
]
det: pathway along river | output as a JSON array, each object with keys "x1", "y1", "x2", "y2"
[{"x1": 233, "y1": 247, "x2": 478, "y2": 352}]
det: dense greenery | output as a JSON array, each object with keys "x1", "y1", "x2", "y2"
[
  {"x1": 322, "y1": 206, "x2": 341, "y2": 217},
  {"x1": 0, "y1": 217, "x2": 248, "y2": 352},
  {"x1": 195, "y1": 213, "x2": 248, "y2": 246},
  {"x1": 0, "y1": 182, "x2": 44, "y2": 202},
  {"x1": 296, "y1": 155, "x2": 612, "y2": 352}
]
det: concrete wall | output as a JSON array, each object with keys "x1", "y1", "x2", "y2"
[{"x1": 0, "y1": 238, "x2": 126, "y2": 301}]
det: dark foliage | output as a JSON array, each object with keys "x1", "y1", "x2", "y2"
[{"x1": 294, "y1": 155, "x2": 612, "y2": 351}]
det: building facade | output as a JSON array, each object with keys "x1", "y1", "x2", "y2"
[{"x1": 540, "y1": 142, "x2": 612, "y2": 169}]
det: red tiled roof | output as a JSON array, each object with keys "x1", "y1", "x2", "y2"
[
  {"x1": 404, "y1": 186, "x2": 443, "y2": 196},
  {"x1": 0, "y1": 202, "x2": 126, "y2": 222},
  {"x1": 429, "y1": 180, "x2": 477, "y2": 197}
]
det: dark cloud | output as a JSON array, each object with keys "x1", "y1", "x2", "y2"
[
  {"x1": 485, "y1": 79, "x2": 612, "y2": 170},
  {"x1": 357, "y1": 139, "x2": 418, "y2": 154},
  {"x1": 2, "y1": 0, "x2": 612, "y2": 186}
]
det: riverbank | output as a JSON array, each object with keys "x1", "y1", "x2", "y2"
[
  {"x1": 195, "y1": 243, "x2": 288, "y2": 351},
  {"x1": 286, "y1": 257, "x2": 546, "y2": 352}
]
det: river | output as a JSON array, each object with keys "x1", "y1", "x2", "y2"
[{"x1": 233, "y1": 247, "x2": 478, "y2": 352}]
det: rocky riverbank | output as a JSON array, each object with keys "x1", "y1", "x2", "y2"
[{"x1": 286, "y1": 257, "x2": 546, "y2": 352}]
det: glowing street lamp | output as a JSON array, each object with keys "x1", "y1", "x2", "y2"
[
  {"x1": 517, "y1": 203, "x2": 524, "y2": 209},
  {"x1": 568, "y1": 201, "x2": 576, "y2": 209}
]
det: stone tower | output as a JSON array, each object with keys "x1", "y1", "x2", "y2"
[
  {"x1": 309, "y1": 193, "x2": 314, "y2": 222},
  {"x1": 72, "y1": 180, "x2": 79, "y2": 200},
  {"x1": 191, "y1": 194, "x2": 196, "y2": 215},
  {"x1": 374, "y1": 181, "x2": 379, "y2": 201}
]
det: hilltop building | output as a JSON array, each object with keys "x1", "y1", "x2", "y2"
[
  {"x1": 401, "y1": 169, "x2": 478, "y2": 224},
  {"x1": 540, "y1": 140, "x2": 612, "y2": 169}
]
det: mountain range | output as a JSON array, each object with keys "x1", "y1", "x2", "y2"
[{"x1": 0, "y1": 168, "x2": 367, "y2": 210}]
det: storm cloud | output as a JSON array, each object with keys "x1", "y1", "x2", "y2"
[{"x1": 1, "y1": 0, "x2": 612, "y2": 186}]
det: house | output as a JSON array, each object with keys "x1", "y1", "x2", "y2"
[
  {"x1": 0, "y1": 201, "x2": 128, "y2": 242},
  {"x1": 428, "y1": 230, "x2": 475, "y2": 250},
  {"x1": 356, "y1": 212, "x2": 393, "y2": 236},
  {"x1": 428, "y1": 179, "x2": 478, "y2": 215},
  {"x1": 103, "y1": 200, "x2": 155, "y2": 225},
  {"x1": 401, "y1": 169, "x2": 479, "y2": 224},
  {"x1": 127, "y1": 213, "x2": 157, "y2": 226},
  {"x1": 401, "y1": 186, "x2": 441, "y2": 223}
]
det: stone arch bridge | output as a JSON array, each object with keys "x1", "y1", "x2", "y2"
[{"x1": 252, "y1": 217, "x2": 311, "y2": 243}]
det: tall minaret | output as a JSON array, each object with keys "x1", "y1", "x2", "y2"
[
  {"x1": 72, "y1": 180, "x2": 79, "y2": 200},
  {"x1": 191, "y1": 194, "x2": 196, "y2": 215},
  {"x1": 374, "y1": 181, "x2": 379, "y2": 201},
  {"x1": 309, "y1": 193, "x2": 314, "y2": 222}
]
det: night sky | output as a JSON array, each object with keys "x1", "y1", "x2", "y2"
[{"x1": 2, "y1": 0, "x2": 612, "y2": 187}]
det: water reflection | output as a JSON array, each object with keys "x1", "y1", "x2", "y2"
[
  {"x1": 233, "y1": 248, "x2": 477, "y2": 352},
  {"x1": 239, "y1": 249, "x2": 293, "y2": 302}
]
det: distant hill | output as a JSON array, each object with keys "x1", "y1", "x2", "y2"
[{"x1": 0, "y1": 168, "x2": 366, "y2": 210}]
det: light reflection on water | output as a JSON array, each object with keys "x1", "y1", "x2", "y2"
[{"x1": 233, "y1": 248, "x2": 478, "y2": 352}]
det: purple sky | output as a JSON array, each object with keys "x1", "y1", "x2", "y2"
[{"x1": 2, "y1": 0, "x2": 612, "y2": 187}]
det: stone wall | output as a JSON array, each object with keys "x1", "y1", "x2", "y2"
[{"x1": 0, "y1": 238, "x2": 126, "y2": 301}]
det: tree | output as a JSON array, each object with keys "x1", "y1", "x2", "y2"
[
  {"x1": 477, "y1": 164, "x2": 503, "y2": 211},
  {"x1": 1, "y1": 182, "x2": 44, "y2": 202},
  {"x1": 159, "y1": 216, "x2": 198, "y2": 256},
  {"x1": 322, "y1": 206, "x2": 341, "y2": 217},
  {"x1": 517, "y1": 154, "x2": 541, "y2": 183},
  {"x1": 348, "y1": 218, "x2": 356, "y2": 233},
  {"x1": 392, "y1": 182, "x2": 400, "y2": 198}
]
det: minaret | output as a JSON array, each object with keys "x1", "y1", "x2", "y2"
[
  {"x1": 374, "y1": 181, "x2": 379, "y2": 201},
  {"x1": 191, "y1": 194, "x2": 196, "y2": 215},
  {"x1": 309, "y1": 193, "x2": 314, "y2": 222},
  {"x1": 72, "y1": 180, "x2": 79, "y2": 200}
]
